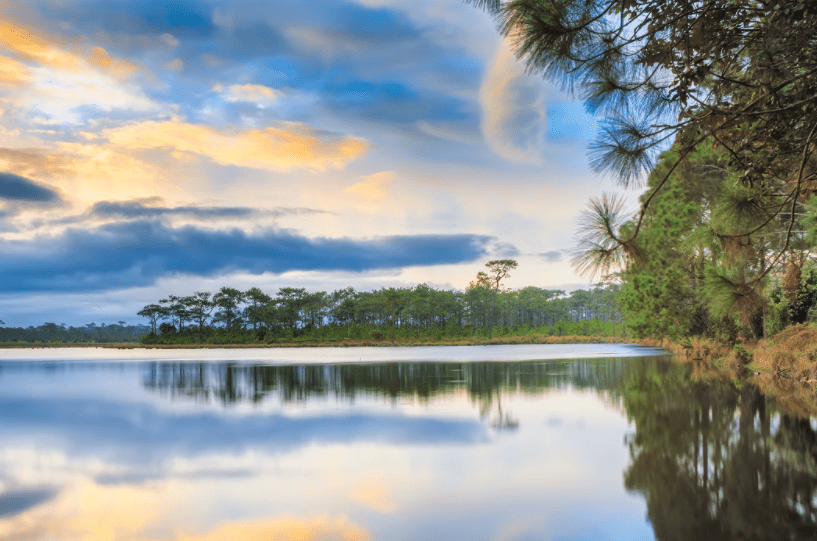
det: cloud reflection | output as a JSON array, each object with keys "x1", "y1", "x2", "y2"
[{"x1": 175, "y1": 516, "x2": 370, "y2": 541}]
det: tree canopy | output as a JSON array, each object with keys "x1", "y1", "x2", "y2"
[
  {"x1": 471, "y1": 0, "x2": 817, "y2": 267},
  {"x1": 471, "y1": 0, "x2": 817, "y2": 338}
]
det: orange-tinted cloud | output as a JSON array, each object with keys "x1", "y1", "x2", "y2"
[
  {"x1": 0, "y1": 18, "x2": 79, "y2": 71},
  {"x1": 0, "y1": 147, "x2": 76, "y2": 178},
  {"x1": 0, "y1": 18, "x2": 138, "y2": 78},
  {"x1": 344, "y1": 171, "x2": 396, "y2": 200},
  {"x1": 101, "y1": 120, "x2": 368, "y2": 172},
  {"x1": 0, "y1": 54, "x2": 31, "y2": 88},
  {"x1": 0, "y1": 15, "x2": 156, "y2": 124},
  {"x1": 219, "y1": 83, "x2": 281, "y2": 105}
]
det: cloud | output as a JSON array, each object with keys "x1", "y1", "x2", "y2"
[
  {"x1": 174, "y1": 516, "x2": 370, "y2": 541},
  {"x1": 0, "y1": 55, "x2": 31, "y2": 88},
  {"x1": 0, "y1": 220, "x2": 494, "y2": 291},
  {"x1": 100, "y1": 120, "x2": 368, "y2": 172},
  {"x1": 344, "y1": 171, "x2": 396, "y2": 200},
  {"x1": 0, "y1": 17, "x2": 82, "y2": 71},
  {"x1": 0, "y1": 488, "x2": 57, "y2": 519},
  {"x1": 70, "y1": 199, "x2": 329, "y2": 222},
  {"x1": 538, "y1": 251, "x2": 565, "y2": 263},
  {"x1": 0, "y1": 172, "x2": 61, "y2": 202},
  {"x1": 218, "y1": 83, "x2": 281, "y2": 106},
  {"x1": 0, "y1": 16, "x2": 156, "y2": 124},
  {"x1": 160, "y1": 33, "x2": 180, "y2": 47},
  {"x1": 479, "y1": 40, "x2": 548, "y2": 164},
  {"x1": 162, "y1": 58, "x2": 184, "y2": 71},
  {"x1": 0, "y1": 148, "x2": 77, "y2": 179},
  {"x1": 491, "y1": 241, "x2": 520, "y2": 258},
  {"x1": 25, "y1": 64, "x2": 160, "y2": 123}
]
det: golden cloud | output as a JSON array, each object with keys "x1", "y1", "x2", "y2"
[
  {"x1": 221, "y1": 83, "x2": 281, "y2": 105},
  {"x1": 0, "y1": 142, "x2": 189, "y2": 206},
  {"x1": 0, "y1": 54, "x2": 31, "y2": 88},
  {"x1": 0, "y1": 147, "x2": 76, "y2": 178},
  {"x1": 0, "y1": 18, "x2": 79, "y2": 71},
  {"x1": 0, "y1": 18, "x2": 139, "y2": 78},
  {"x1": 101, "y1": 120, "x2": 368, "y2": 172},
  {"x1": 344, "y1": 171, "x2": 396, "y2": 200},
  {"x1": 0, "y1": 16, "x2": 156, "y2": 124},
  {"x1": 52, "y1": 140, "x2": 188, "y2": 202}
]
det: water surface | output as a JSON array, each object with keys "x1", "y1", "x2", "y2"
[{"x1": 1, "y1": 344, "x2": 815, "y2": 540}]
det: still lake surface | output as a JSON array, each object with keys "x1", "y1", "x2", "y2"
[{"x1": 1, "y1": 344, "x2": 816, "y2": 540}]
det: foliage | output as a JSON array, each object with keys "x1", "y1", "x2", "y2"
[
  {"x1": 136, "y1": 271, "x2": 622, "y2": 345},
  {"x1": 470, "y1": 0, "x2": 817, "y2": 339}
]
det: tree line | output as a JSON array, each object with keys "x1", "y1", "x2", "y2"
[
  {"x1": 0, "y1": 322, "x2": 151, "y2": 343},
  {"x1": 137, "y1": 261, "x2": 622, "y2": 344}
]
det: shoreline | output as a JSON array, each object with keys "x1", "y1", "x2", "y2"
[
  {"x1": 632, "y1": 328, "x2": 817, "y2": 418},
  {"x1": 5, "y1": 331, "x2": 815, "y2": 418},
  {"x1": 0, "y1": 334, "x2": 632, "y2": 349}
]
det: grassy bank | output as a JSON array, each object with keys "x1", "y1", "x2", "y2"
[
  {"x1": 0, "y1": 334, "x2": 631, "y2": 349},
  {"x1": 633, "y1": 324, "x2": 817, "y2": 418}
]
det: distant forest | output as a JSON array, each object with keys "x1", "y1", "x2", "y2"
[
  {"x1": 0, "y1": 322, "x2": 151, "y2": 344},
  {"x1": 0, "y1": 261, "x2": 622, "y2": 345},
  {"x1": 136, "y1": 277, "x2": 621, "y2": 345}
]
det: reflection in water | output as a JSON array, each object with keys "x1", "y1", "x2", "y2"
[
  {"x1": 141, "y1": 358, "x2": 635, "y2": 405},
  {"x1": 140, "y1": 359, "x2": 636, "y2": 430},
  {"x1": 621, "y1": 361, "x2": 817, "y2": 540},
  {"x1": 1, "y1": 353, "x2": 816, "y2": 540}
]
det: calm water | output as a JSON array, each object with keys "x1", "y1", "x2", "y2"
[{"x1": 0, "y1": 344, "x2": 815, "y2": 541}]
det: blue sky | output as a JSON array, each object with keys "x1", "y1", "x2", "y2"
[{"x1": 0, "y1": 0, "x2": 612, "y2": 326}]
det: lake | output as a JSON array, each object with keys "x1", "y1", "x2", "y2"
[{"x1": 0, "y1": 344, "x2": 815, "y2": 540}]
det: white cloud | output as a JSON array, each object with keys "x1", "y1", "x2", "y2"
[
  {"x1": 160, "y1": 33, "x2": 179, "y2": 48},
  {"x1": 219, "y1": 83, "x2": 281, "y2": 107},
  {"x1": 479, "y1": 40, "x2": 548, "y2": 165}
]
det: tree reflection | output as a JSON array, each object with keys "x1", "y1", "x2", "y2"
[
  {"x1": 140, "y1": 358, "x2": 640, "y2": 407},
  {"x1": 621, "y1": 362, "x2": 817, "y2": 540},
  {"x1": 139, "y1": 356, "x2": 817, "y2": 537}
]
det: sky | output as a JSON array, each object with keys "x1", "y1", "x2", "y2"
[{"x1": 0, "y1": 0, "x2": 614, "y2": 327}]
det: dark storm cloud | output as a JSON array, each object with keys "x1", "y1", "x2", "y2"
[
  {"x1": 0, "y1": 172, "x2": 62, "y2": 203},
  {"x1": 0, "y1": 220, "x2": 494, "y2": 292}
]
